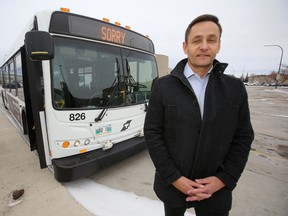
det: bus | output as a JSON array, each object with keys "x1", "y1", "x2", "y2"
[{"x1": 0, "y1": 8, "x2": 158, "y2": 182}]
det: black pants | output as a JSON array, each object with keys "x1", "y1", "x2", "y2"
[{"x1": 164, "y1": 204, "x2": 229, "y2": 216}]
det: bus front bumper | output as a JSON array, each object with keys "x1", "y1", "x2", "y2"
[{"x1": 52, "y1": 137, "x2": 146, "y2": 182}]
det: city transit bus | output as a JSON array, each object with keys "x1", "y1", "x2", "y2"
[{"x1": 0, "y1": 8, "x2": 158, "y2": 182}]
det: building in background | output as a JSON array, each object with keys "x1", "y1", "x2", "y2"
[{"x1": 155, "y1": 54, "x2": 170, "y2": 77}]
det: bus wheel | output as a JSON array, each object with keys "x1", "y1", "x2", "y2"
[
  {"x1": 22, "y1": 111, "x2": 29, "y2": 135},
  {"x1": 2, "y1": 92, "x2": 8, "y2": 109}
]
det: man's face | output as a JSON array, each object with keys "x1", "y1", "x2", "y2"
[{"x1": 183, "y1": 21, "x2": 221, "y2": 72}]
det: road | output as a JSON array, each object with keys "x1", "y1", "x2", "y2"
[{"x1": 1, "y1": 86, "x2": 288, "y2": 216}]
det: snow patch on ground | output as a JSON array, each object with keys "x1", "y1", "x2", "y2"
[{"x1": 65, "y1": 178, "x2": 195, "y2": 216}]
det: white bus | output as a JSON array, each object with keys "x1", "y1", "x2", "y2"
[{"x1": 0, "y1": 8, "x2": 158, "y2": 182}]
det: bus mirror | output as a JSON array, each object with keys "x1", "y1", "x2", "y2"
[{"x1": 25, "y1": 31, "x2": 54, "y2": 60}]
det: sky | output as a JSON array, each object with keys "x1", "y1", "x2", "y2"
[
  {"x1": 65, "y1": 178, "x2": 195, "y2": 216},
  {"x1": 0, "y1": 0, "x2": 287, "y2": 77}
]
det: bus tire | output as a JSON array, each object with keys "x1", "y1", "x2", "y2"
[{"x1": 1, "y1": 91, "x2": 7, "y2": 109}]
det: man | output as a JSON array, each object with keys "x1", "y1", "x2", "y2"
[{"x1": 144, "y1": 14, "x2": 254, "y2": 216}]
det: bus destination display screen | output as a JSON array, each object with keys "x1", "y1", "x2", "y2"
[{"x1": 49, "y1": 12, "x2": 155, "y2": 53}]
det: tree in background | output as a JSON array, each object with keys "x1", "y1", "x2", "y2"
[{"x1": 244, "y1": 73, "x2": 249, "y2": 82}]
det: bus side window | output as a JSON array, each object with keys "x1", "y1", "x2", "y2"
[
  {"x1": 9, "y1": 61, "x2": 16, "y2": 95},
  {"x1": 0, "y1": 69, "x2": 2, "y2": 85},
  {"x1": 15, "y1": 53, "x2": 24, "y2": 100},
  {"x1": 3, "y1": 66, "x2": 8, "y2": 89}
]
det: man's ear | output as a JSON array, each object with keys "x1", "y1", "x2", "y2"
[
  {"x1": 217, "y1": 39, "x2": 221, "y2": 53},
  {"x1": 183, "y1": 42, "x2": 187, "y2": 54}
]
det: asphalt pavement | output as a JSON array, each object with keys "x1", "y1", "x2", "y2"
[{"x1": 0, "y1": 86, "x2": 287, "y2": 216}]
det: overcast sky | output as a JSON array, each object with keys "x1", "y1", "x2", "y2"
[{"x1": 0, "y1": 0, "x2": 287, "y2": 77}]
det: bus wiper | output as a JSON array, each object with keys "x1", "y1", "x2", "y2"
[
  {"x1": 125, "y1": 59, "x2": 148, "y2": 111},
  {"x1": 95, "y1": 58, "x2": 121, "y2": 122}
]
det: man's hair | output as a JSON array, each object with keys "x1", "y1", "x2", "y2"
[{"x1": 185, "y1": 14, "x2": 222, "y2": 42}]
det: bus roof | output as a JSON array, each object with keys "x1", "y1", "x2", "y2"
[{"x1": 2, "y1": 10, "x2": 155, "y2": 65}]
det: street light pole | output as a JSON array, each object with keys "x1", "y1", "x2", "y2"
[{"x1": 264, "y1": 44, "x2": 283, "y2": 89}]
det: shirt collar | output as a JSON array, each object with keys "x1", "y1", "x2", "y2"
[{"x1": 184, "y1": 63, "x2": 212, "y2": 79}]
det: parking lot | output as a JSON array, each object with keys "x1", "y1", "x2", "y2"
[
  {"x1": 1, "y1": 86, "x2": 288, "y2": 216},
  {"x1": 86, "y1": 86, "x2": 288, "y2": 215}
]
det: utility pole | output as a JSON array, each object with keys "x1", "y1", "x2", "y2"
[{"x1": 264, "y1": 45, "x2": 283, "y2": 89}]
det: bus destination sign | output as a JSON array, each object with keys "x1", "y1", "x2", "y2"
[
  {"x1": 50, "y1": 12, "x2": 154, "y2": 53},
  {"x1": 101, "y1": 26, "x2": 126, "y2": 44}
]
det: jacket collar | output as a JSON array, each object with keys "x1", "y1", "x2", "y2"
[{"x1": 171, "y1": 58, "x2": 228, "y2": 80}]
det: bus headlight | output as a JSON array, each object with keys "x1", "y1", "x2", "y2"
[
  {"x1": 74, "y1": 140, "x2": 81, "y2": 147},
  {"x1": 84, "y1": 139, "x2": 90, "y2": 145}
]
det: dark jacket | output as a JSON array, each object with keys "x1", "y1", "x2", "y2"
[{"x1": 144, "y1": 58, "x2": 254, "y2": 212}]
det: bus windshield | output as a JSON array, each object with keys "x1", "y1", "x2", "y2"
[{"x1": 51, "y1": 37, "x2": 157, "y2": 109}]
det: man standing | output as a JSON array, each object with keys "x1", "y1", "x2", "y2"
[{"x1": 144, "y1": 14, "x2": 254, "y2": 216}]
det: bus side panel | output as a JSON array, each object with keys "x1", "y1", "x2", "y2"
[
  {"x1": 6, "y1": 94, "x2": 21, "y2": 124},
  {"x1": 21, "y1": 46, "x2": 47, "y2": 169}
]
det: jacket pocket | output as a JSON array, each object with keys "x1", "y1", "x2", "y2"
[{"x1": 174, "y1": 159, "x2": 193, "y2": 177}]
